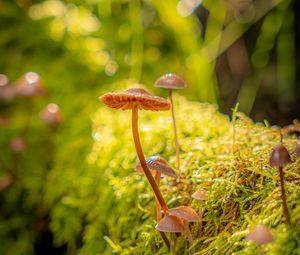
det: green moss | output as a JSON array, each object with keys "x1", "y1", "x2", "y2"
[{"x1": 86, "y1": 93, "x2": 299, "y2": 254}]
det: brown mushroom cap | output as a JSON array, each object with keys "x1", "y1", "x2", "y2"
[
  {"x1": 99, "y1": 88, "x2": 170, "y2": 111},
  {"x1": 192, "y1": 188, "x2": 208, "y2": 201},
  {"x1": 295, "y1": 141, "x2": 300, "y2": 158},
  {"x1": 154, "y1": 73, "x2": 187, "y2": 90},
  {"x1": 155, "y1": 215, "x2": 185, "y2": 233},
  {"x1": 269, "y1": 144, "x2": 292, "y2": 167},
  {"x1": 169, "y1": 206, "x2": 201, "y2": 222},
  {"x1": 245, "y1": 225, "x2": 275, "y2": 245},
  {"x1": 135, "y1": 156, "x2": 178, "y2": 178}
]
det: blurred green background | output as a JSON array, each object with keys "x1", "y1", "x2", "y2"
[{"x1": 0, "y1": 0, "x2": 299, "y2": 254}]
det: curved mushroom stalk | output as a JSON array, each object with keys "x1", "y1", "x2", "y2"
[
  {"x1": 132, "y1": 105, "x2": 168, "y2": 214},
  {"x1": 100, "y1": 88, "x2": 171, "y2": 249}
]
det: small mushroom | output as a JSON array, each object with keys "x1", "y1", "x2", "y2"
[
  {"x1": 40, "y1": 103, "x2": 63, "y2": 126},
  {"x1": 14, "y1": 72, "x2": 47, "y2": 97},
  {"x1": 156, "y1": 215, "x2": 185, "y2": 255},
  {"x1": 135, "y1": 155, "x2": 178, "y2": 221},
  {"x1": 100, "y1": 88, "x2": 170, "y2": 247},
  {"x1": 245, "y1": 225, "x2": 274, "y2": 254},
  {"x1": 0, "y1": 174, "x2": 14, "y2": 192},
  {"x1": 169, "y1": 205, "x2": 200, "y2": 254},
  {"x1": 192, "y1": 188, "x2": 208, "y2": 236},
  {"x1": 270, "y1": 144, "x2": 292, "y2": 224},
  {"x1": 10, "y1": 136, "x2": 26, "y2": 153},
  {"x1": 135, "y1": 156, "x2": 178, "y2": 178},
  {"x1": 294, "y1": 140, "x2": 300, "y2": 158},
  {"x1": 135, "y1": 155, "x2": 178, "y2": 249},
  {"x1": 0, "y1": 74, "x2": 16, "y2": 101},
  {"x1": 155, "y1": 73, "x2": 187, "y2": 175}
]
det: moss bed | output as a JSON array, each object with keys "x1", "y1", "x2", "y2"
[{"x1": 87, "y1": 94, "x2": 300, "y2": 255}]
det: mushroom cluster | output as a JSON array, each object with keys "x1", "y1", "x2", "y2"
[
  {"x1": 99, "y1": 79, "x2": 297, "y2": 254},
  {"x1": 100, "y1": 85, "x2": 206, "y2": 252}
]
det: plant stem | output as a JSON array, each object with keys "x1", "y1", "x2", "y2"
[
  {"x1": 278, "y1": 166, "x2": 290, "y2": 224},
  {"x1": 131, "y1": 105, "x2": 168, "y2": 214},
  {"x1": 169, "y1": 90, "x2": 180, "y2": 176},
  {"x1": 184, "y1": 221, "x2": 195, "y2": 254}
]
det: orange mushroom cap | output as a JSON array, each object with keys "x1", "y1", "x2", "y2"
[
  {"x1": 99, "y1": 88, "x2": 170, "y2": 111},
  {"x1": 135, "y1": 156, "x2": 178, "y2": 178},
  {"x1": 192, "y1": 188, "x2": 208, "y2": 201},
  {"x1": 245, "y1": 225, "x2": 274, "y2": 245},
  {"x1": 169, "y1": 206, "x2": 201, "y2": 222},
  {"x1": 154, "y1": 73, "x2": 187, "y2": 90},
  {"x1": 155, "y1": 215, "x2": 185, "y2": 233},
  {"x1": 269, "y1": 145, "x2": 292, "y2": 167}
]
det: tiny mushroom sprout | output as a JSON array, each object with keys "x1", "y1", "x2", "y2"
[
  {"x1": 169, "y1": 205, "x2": 200, "y2": 254},
  {"x1": 245, "y1": 225, "x2": 274, "y2": 253},
  {"x1": 100, "y1": 88, "x2": 171, "y2": 246},
  {"x1": 192, "y1": 188, "x2": 208, "y2": 236},
  {"x1": 269, "y1": 144, "x2": 292, "y2": 224},
  {"x1": 156, "y1": 215, "x2": 185, "y2": 255},
  {"x1": 155, "y1": 73, "x2": 187, "y2": 175}
]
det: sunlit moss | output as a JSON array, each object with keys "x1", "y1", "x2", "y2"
[{"x1": 85, "y1": 94, "x2": 299, "y2": 254}]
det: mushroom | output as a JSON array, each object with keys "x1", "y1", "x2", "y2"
[
  {"x1": 100, "y1": 88, "x2": 170, "y2": 226},
  {"x1": 155, "y1": 73, "x2": 187, "y2": 175},
  {"x1": 40, "y1": 103, "x2": 63, "y2": 126},
  {"x1": 156, "y1": 215, "x2": 185, "y2": 255},
  {"x1": 14, "y1": 72, "x2": 47, "y2": 97},
  {"x1": 0, "y1": 174, "x2": 14, "y2": 192},
  {"x1": 135, "y1": 155, "x2": 178, "y2": 249},
  {"x1": 0, "y1": 74, "x2": 16, "y2": 101},
  {"x1": 192, "y1": 188, "x2": 208, "y2": 236},
  {"x1": 269, "y1": 144, "x2": 292, "y2": 224},
  {"x1": 294, "y1": 140, "x2": 300, "y2": 158},
  {"x1": 135, "y1": 155, "x2": 178, "y2": 221},
  {"x1": 9, "y1": 136, "x2": 26, "y2": 153},
  {"x1": 245, "y1": 225, "x2": 274, "y2": 254},
  {"x1": 168, "y1": 205, "x2": 200, "y2": 254}
]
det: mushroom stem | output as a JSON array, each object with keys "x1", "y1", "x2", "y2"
[
  {"x1": 184, "y1": 221, "x2": 195, "y2": 254},
  {"x1": 155, "y1": 172, "x2": 162, "y2": 221},
  {"x1": 159, "y1": 232, "x2": 170, "y2": 250},
  {"x1": 169, "y1": 89, "x2": 180, "y2": 175},
  {"x1": 278, "y1": 166, "x2": 290, "y2": 224},
  {"x1": 155, "y1": 172, "x2": 170, "y2": 250},
  {"x1": 132, "y1": 105, "x2": 168, "y2": 214},
  {"x1": 170, "y1": 232, "x2": 176, "y2": 255},
  {"x1": 198, "y1": 202, "x2": 204, "y2": 237}
]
